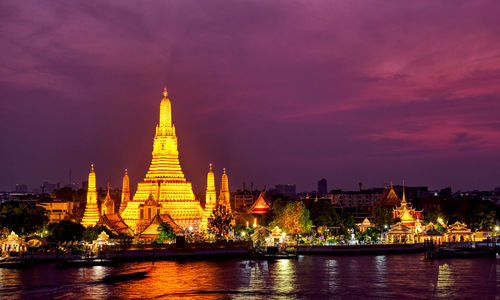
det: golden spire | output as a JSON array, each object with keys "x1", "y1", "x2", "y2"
[
  {"x1": 401, "y1": 180, "x2": 407, "y2": 204},
  {"x1": 82, "y1": 163, "x2": 99, "y2": 227},
  {"x1": 163, "y1": 87, "x2": 168, "y2": 98}
]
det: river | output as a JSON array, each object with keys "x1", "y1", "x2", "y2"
[{"x1": 0, "y1": 254, "x2": 498, "y2": 299}]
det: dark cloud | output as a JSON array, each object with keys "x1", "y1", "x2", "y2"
[{"x1": 1, "y1": 0, "x2": 500, "y2": 192}]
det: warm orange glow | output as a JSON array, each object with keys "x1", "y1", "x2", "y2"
[
  {"x1": 81, "y1": 164, "x2": 100, "y2": 227},
  {"x1": 200, "y1": 164, "x2": 217, "y2": 232},
  {"x1": 119, "y1": 169, "x2": 130, "y2": 214},
  {"x1": 121, "y1": 90, "x2": 203, "y2": 232}
]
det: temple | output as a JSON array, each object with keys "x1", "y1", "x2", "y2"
[
  {"x1": 200, "y1": 164, "x2": 217, "y2": 232},
  {"x1": 247, "y1": 191, "x2": 272, "y2": 215},
  {"x1": 81, "y1": 164, "x2": 100, "y2": 227},
  {"x1": 101, "y1": 184, "x2": 115, "y2": 216},
  {"x1": 218, "y1": 168, "x2": 231, "y2": 213},
  {"x1": 119, "y1": 169, "x2": 130, "y2": 214},
  {"x1": 386, "y1": 182, "x2": 424, "y2": 243},
  {"x1": 121, "y1": 88, "x2": 203, "y2": 232}
]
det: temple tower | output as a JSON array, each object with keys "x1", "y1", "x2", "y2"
[
  {"x1": 119, "y1": 169, "x2": 130, "y2": 214},
  {"x1": 218, "y1": 168, "x2": 232, "y2": 214},
  {"x1": 101, "y1": 183, "x2": 115, "y2": 216},
  {"x1": 200, "y1": 164, "x2": 217, "y2": 232},
  {"x1": 81, "y1": 164, "x2": 100, "y2": 227},
  {"x1": 121, "y1": 88, "x2": 203, "y2": 232}
]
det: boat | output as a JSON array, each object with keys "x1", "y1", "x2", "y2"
[
  {"x1": 102, "y1": 268, "x2": 152, "y2": 284},
  {"x1": 0, "y1": 257, "x2": 33, "y2": 269},
  {"x1": 57, "y1": 257, "x2": 117, "y2": 268},
  {"x1": 252, "y1": 246, "x2": 298, "y2": 260},
  {"x1": 425, "y1": 245, "x2": 496, "y2": 259}
]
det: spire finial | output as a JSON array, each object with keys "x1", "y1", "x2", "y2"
[
  {"x1": 91, "y1": 163, "x2": 94, "y2": 172},
  {"x1": 107, "y1": 182, "x2": 110, "y2": 191},
  {"x1": 209, "y1": 163, "x2": 213, "y2": 171},
  {"x1": 163, "y1": 87, "x2": 168, "y2": 98},
  {"x1": 402, "y1": 180, "x2": 406, "y2": 203},
  {"x1": 125, "y1": 168, "x2": 128, "y2": 175},
  {"x1": 223, "y1": 168, "x2": 226, "y2": 175}
]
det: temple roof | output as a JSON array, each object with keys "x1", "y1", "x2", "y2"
[
  {"x1": 139, "y1": 212, "x2": 184, "y2": 237},
  {"x1": 247, "y1": 191, "x2": 271, "y2": 214},
  {"x1": 96, "y1": 213, "x2": 131, "y2": 235}
]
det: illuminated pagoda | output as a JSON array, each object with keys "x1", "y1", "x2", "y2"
[
  {"x1": 247, "y1": 191, "x2": 272, "y2": 215},
  {"x1": 200, "y1": 164, "x2": 217, "y2": 232},
  {"x1": 101, "y1": 184, "x2": 115, "y2": 216},
  {"x1": 119, "y1": 169, "x2": 130, "y2": 214},
  {"x1": 387, "y1": 183, "x2": 424, "y2": 243},
  {"x1": 81, "y1": 164, "x2": 100, "y2": 227},
  {"x1": 121, "y1": 88, "x2": 203, "y2": 232},
  {"x1": 218, "y1": 168, "x2": 232, "y2": 213}
]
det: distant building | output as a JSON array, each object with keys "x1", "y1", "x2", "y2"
[
  {"x1": 318, "y1": 178, "x2": 327, "y2": 197},
  {"x1": 15, "y1": 184, "x2": 28, "y2": 193},
  {"x1": 275, "y1": 184, "x2": 296, "y2": 199},
  {"x1": 332, "y1": 189, "x2": 382, "y2": 209},
  {"x1": 233, "y1": 190, "x2": 254, "y2": 211},
  {"x1": 42, "y1": 181, "x2": 59, "y2": 194},
  {"x1": 37, "y1": 201, "x2": 75, "y2": 223}
]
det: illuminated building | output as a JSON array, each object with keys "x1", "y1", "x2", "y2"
[
  {"x1": 36, "y1": 201, "x2": 75, "y2": 223},
  {"x1": 121, "y1": 89, "x2": 203, "y2": 232},
  {"x1": 247, "y1": 191, "x2": 271, "y2": 215},
  {"x1": 119, "y1": 169, "x2": 130, "y2": 214},
  {"x1": 101, "y1": 184, "x2": 115, "y2": 216},
  {"x1": 136, "y1": 193, "x2": 163, "y2": 233},
  {"x1": 218, "y1": 168, "x2": 232, "y2": 213},
  {"x1": 445, "y1": 221, "x2": 472, "y2": 242},
  {"x1": 200, "y1": 164, "x2": 217, "y2": 232},
  {"x1": 386, "y1": 183, "x2": 424, "y2": 243},
  {"x1": 81, "y1": 164, "x2": 100, "y2": 227},
  {"x1": 392, "y1": 185, "x2": 422, "y2": 227},
  {"x1": 138, "y1": 213, "x2": 184, "y2": 241}
]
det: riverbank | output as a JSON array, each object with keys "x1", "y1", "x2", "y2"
[
  {"x1": 6, "y1": 242, "x2": 494, "y2": 265},
  {"x1": 297, "y1": 243, "x2": 426, "y2": 255}
]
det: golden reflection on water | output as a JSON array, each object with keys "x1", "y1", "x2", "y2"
[
  {"x1": 436, "y1": 263, "x2": 454, "y2": 298},
  {"x1": 0, "y1": 255, "x2": 498, "y2": 299}
]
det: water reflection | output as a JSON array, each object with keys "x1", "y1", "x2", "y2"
[{"x1": 0, "y1": 255, "x2": 498, "y2": 299}]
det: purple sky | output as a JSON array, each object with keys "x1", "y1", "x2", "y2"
[{"x1": 1, "y1": 1, "x2": 500, "y2": 193}]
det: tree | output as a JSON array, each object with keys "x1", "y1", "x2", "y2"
[
  {"x1": 48, "y1": 220, "x2": 85, "y2": 241},
  {"x1": 0, "y1": 202, "x2": 48, "y2": 235},
  {"x1": 156, "y1": 222, "x2": 176, "y2": 243},
  {"x1": 309, "y1": 199, "x2": 337, "y2": 227},
  {"x1": 208, "y1": 205, "x2": 233, "y2": 237},
  {"x1": 272, "y1": 201, "x2": 312, "y2": 233},
  {"x1": 372, "y1": 204, "x2": 396, "y2": 229}
]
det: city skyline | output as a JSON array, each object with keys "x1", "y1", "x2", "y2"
[{"x1": 2, "y1": 1, "x2": 500, "y2": 192}]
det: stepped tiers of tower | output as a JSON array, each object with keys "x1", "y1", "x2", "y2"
[
  {"x1": 121, "y1": 88, "x2": 203, "y2": 232},
  {"x1": 200, "y1": 164, "x2": 217, "y2": 232},
  {"x1": 81, "y1": 164, "x2": 100, "y2": 227}
]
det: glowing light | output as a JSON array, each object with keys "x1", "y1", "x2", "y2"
[
  {"x1": 120, "y1": 89, "x2": 203, "y2": 232},
  {"x1": 81, "y1": 164, "x2": 100, "y2": 227},
  {"x1": 241, "y1": 231, "x2": 246, "y2": 236}
]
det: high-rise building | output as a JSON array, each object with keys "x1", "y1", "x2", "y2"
[
  {"x1": 121, "y1": 88, "x2": 203, "y2": 232},
  {"x1": 318, "y1": 178, "x2": 327, "y2": 196},
  {"x1": 275, "y1": 184, "x2": 296, "y2": 199},
  {"x1": 14, "y1": 184, "x2": 28, "y2": 193},
  {"x1": 81, "y1": 164, "x2": 100, "y2": 227}
]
